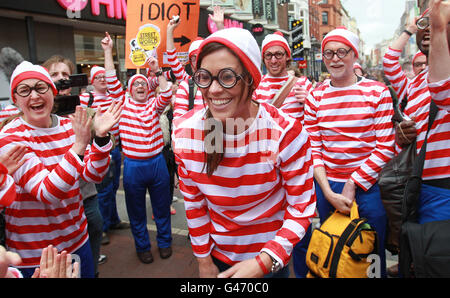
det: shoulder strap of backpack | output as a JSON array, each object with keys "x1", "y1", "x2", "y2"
[
  {"x1": 271, "y1": 76, "x2": 298, "y2": 108},
  {"x1": 403, "y1": 99, "x2": 439, "y2": 222},
  {"x1": 188, "y1": 78, "x2": 197, "y2": 111}
]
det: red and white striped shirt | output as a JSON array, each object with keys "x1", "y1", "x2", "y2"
[
  {"x1": 166, "y1": 48, "x2": 191, "y2": 83},
  {"x1": 304, "y1": 77, "x2": 395, "y2": 191},
  {"x1": 383, "y1": 47, "x2": 412, "y2": 103},
  {"x1": 0, "y1": 175, "x2": 16, "y2": 207},
  {"x1": 404, "y1": 73, "x2": 450, "y2": 181},
  {"x1": 0, "y1": 115, "x2": 112, "y2": 267},
  {"x1": 106, "y1": 76, "x2": 172, "y2": 160},
  {"x1": 173, "y1": 79, "x2": 206, "y2": 120},
  {"x1": 79, "y1": 72, "x2": 122, "y2": 141},
  {"x1": 0, "y1": 104, "x2": 19, "y2": 123},
  {"x1": 252, "y1": 74, "x2": 313, "y2": 123},
  {"x1": 165, "y1": 48, "x2": 206, "y2": 120},
  {"x1": 173, "y1": 103, "x2": 316, "y2": 267}
]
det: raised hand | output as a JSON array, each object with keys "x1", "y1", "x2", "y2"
[
  {"x1": 429, "y1": 0, "x2": 450, "y2": 32},
  {"x1": 101, "y1": 31, "x2": 114, "y2": 52},
  {"x1": 147, "y1": 56, "x2": 160, "y2": 72},
  {"x1": 209, "y1": 6, "x2": 225, "y2": 30},
  {"x1": 93, "y1": 100, "x2": 123, "y2": 138},
  {"x1": 0, "y1": 144, "x2": 27, "y2": 175},
  {"x1": 70, "y1": 106, "x2": 92, "y2": 155},
  {"x1": 293, "y1": 85, "x2": 308, "y2": 104}
]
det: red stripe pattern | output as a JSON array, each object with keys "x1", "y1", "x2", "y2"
[
  {"x1": 104, "y1": 76, "x2": 172, "y2": 159},
  {"x1": 0, "y1": 116, "x2": 112, "y2": 267},
  {"x1": 253, "y1": 75, "x2": 313, "y2": 123},
  {"x1": 79, "y1": 72, "x2": 123, "y2": 141},
  {"x1": 383, "y1": 47, "x2": 411, "y2": 102},
  {"x1": 173, "y1": 103, "x2": 316, "y2": 266},
  {"x1": 404, "y1": 73, "x2": 450, "y2": 180},
  {"x1": 0, "y1": 104, "x2": 20, "y2": 123},
  {"x1": 304, "y1": 78, "x2": 395, "y2": 191}
]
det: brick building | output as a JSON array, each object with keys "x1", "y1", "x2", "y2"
[{"x1": 317, "y1": 0, "x2": 343, "y2": 40}]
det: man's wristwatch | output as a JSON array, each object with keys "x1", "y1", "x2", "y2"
[
  {"x1": 269, "y1": 255, "x2": 282, "y2": 273},
  {"x1": 154, "y1": 69, "x2": 163, "y2": 77}
]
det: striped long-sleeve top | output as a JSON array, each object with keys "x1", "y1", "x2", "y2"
[
  {"x1": 105, "y1": 73, "x2": 172, "y2": 160},
  {"x1": 304, "y1": 77, "x2": 395, "y2": 191},
  {"x1": 173, "y1": 103, "x2": 316, "y2": 267},
  {"x1": 79, "y1": 72, "x2": 122, "y2": 142},
  {"x1": 0, "y1": 175, "x2": 16, "y2": 207},
  {"x1": 0, "y1": 104, "x2": 19, "y2": 123},
  {"x1": 383, "y1": 47, "x2": 412, "y2": 103},
  {"x1": 404, "y1": 73, "x2": 450, "y2": 181},
  {"x1": 252, "y1": 74, "x2": 313, "y2": 123},
  {"x1": 173, "y1": 79, "x2": 206, "y2": 120},
  {"x1": 166, "y1": 48, "x2": 191, "y2": 83},
  {"x1": 165, "y1": 48, "x2": 206, "y2": 120},
  {"x1": 0, "y1": 115, "x2": 112, "y2": 267}
]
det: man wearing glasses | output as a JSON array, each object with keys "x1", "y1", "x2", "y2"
[
  {"x1": 403, "y1": 1, "x2": 450, "y2": 227},
  {"x1": 304, "y1": 27, "x2": 396, "y2": 278},
  {"x1": 252, "y1": 31, "x2": 313, "y2": 124}
]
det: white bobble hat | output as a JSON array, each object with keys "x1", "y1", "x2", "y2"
[
  {"x1": 322, "y1": 27, "x2": 360, "y2": 58},
  {"x1": 197, "y1": 28, "x2": 262, "y2": 87},
  {"x1": 10, "y1": 61, "x2": 57, "y2": 102},
  {"x1": 261, "y1": 31, "x2": 291, "y2": 58},
  {"x1": 90, "y1": 65, "x2": 106, "y2": 84}
]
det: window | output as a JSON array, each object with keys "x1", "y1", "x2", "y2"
[{"x1": 322, "y1": 11, "x2": 328, "y2": 25}]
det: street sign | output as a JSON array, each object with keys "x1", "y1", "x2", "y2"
[
  {"x1": 125, "y1": 0, "x2": 200, "y2": 69},
  {"x1": 298, "y1": 60, "x2": 307, "y2": 69}
]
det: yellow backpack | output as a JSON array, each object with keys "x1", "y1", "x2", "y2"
[{"x1": 306, "y1": 202, "x2": 378, "y2": 278}]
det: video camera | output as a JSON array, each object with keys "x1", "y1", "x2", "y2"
[
  {"x1": 54, "y1": 74, "x2": 88, "y2": 91},
  {"x1": 54, "y1": 74, "x2": 88, "y2": 116}
]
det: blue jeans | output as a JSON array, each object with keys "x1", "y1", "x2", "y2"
[
  {"x1": 315, "y1": 180, "x2": 387, "y2": 278},
  {"x1": 98, "y1": 146, "x2": 122, "y2": 232},
  {"x1": 292, "y1": 225, "x2": 312, "y2": 278},
  {"x1": 123, "y1": 153, "x2": 172, "y2": 252},
  {"x1": 83, "y1": 195, "x2": 103, "y2": 276},
  {"x1": 418, "y1": 184, "x2": 450, "y2": 224}
]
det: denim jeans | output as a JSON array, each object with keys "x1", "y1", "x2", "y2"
[
  {"x1": 123, "y1": 153, "x2": 172, "y2": 252},
  {"x1": 83, "y1": 195, "x2": 103, "y2": 276}
]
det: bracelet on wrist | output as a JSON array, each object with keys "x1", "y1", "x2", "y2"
[
  {"x1": 403, "y1": 29, "x2": 413, "y2": 36},
  {"x1": 255, "y1": 254, "x2": 269, "y2": 275}
]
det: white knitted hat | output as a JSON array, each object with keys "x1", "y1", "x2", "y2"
[
  {"x1": 10, "y1": 61, "x2": 57, "y2": 102},
  {"x1": 127, "y1": 74, "x2": 148, "y2": 93},
  {"x1": 322, "y1": 27, "x2": 360, "y2": 58},
  {"x1": 188, "y1": 37, "x2": 204, "y2": 60},
  {"x1": 412, "y1": 50, "x2": 426, "y2": 65},
  {"x1": 197, "y1": 28, "x2": 262, "y2": 87},
  {"x1": 90, "y1": 65, "x2": 105, "y2": 84},
  {"x1": 261, "y1": 31, "x2": 291, "y2": 58}
]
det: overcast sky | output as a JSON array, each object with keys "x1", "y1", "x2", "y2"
[{"x1": 341, "y1": 0, "x2": 408, "y2": 54}]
